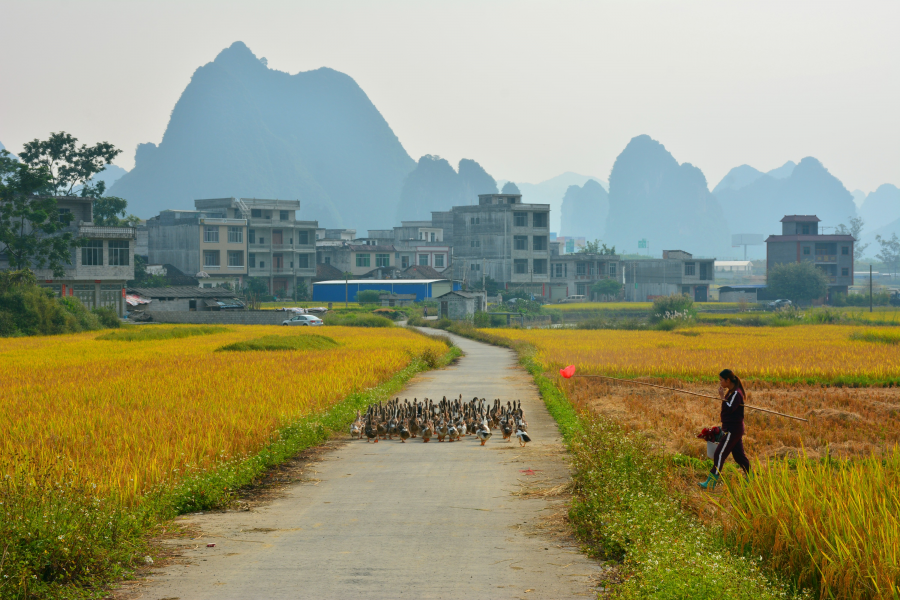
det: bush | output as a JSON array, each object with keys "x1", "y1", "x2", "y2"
[
  {"x1": 0, "y1": 271, "x2": 90, "y2": 337},
  {"x1": 91, "y1": 306, "x2": 121, "y2": 328},
  {"x1": 323, "y1": 313, "x2": 394, "y2": 327},
  {"x1": 649, "y1": 294, "x2": 695, "y2": 323},
  {"x1": 60, "y1": 297, "x2": 101, "y2": 331},
  {"x1": 356, "y1": 290, "x2": 391, "y2": 304}
]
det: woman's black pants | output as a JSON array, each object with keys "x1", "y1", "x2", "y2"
[{"x1": 711, "y1": 429, "x2": 750, "y2": 476}]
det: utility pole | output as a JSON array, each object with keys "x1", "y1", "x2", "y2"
[
  {"x1": 345, "y1": 273, "x2": 349, "y2": 308},
  {"x1": 482, "y1": 258, "x2": 485, "y2": 292},
  {"x1": 870, "y1": 265, "x2": 873, "y2": 313}
]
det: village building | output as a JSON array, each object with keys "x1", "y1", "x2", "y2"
[
  {"x1": 622, "y1": 250, "x2": 716, "y2": 302},
  {"x1": 0, "y1": 196, "x2": 136, "y2": 316},
  {"x1": 126, "y1": 286, "x2": 245, "y2": 312},
  {"x1": 548, "y1": 251, "x2": 621, "y2": 302},
  {"x1": 765, "y1": 215, "x2": 854, "y2": 300},
  {"x1": 435, "y1": 290, "x2": 486, "y2": 320}
]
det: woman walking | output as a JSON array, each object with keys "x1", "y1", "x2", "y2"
[{"x1": 699, "y1": 368, "x2": 751, "y2": 490}]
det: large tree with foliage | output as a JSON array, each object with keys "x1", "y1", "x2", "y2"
[
  {"x1": 1, "y1": 133, "x2": 120, "y2": 276},
  {"x1": 592, "y1": 278, "x2": 623, "y2": 299},
  {"x1": 875, "y1": 233, "x2": 900, "y2": 276},
  {"x1": 767, "y1": 261, "x2": 829, "y2": 304}
]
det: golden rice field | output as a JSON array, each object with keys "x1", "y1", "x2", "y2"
[
  {"x1": 0, "y1": 325, "x2": 446, "y2": 504},
  {"x1": 488, "y1": 325, "x2": 900, "y2": 385}
]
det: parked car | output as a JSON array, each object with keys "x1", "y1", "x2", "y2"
[
  {"x1": 560, "y1": 295, "x2": 586, "y2": 303},
  {"x1": 768, "y1": 299, "x2": 792, "y2": 309},
  {"x1": 282, "y1": 315, "x2": 324, "y2": 326}
]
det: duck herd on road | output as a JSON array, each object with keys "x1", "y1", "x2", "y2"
[{"x1": 350, "y1": 396, "x2": 532, "y2": 447}]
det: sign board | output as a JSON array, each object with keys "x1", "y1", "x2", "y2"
[
  {"x1": 638, "y1": 239, "x2": 648, "y2": 249},
  {"x1": 732, "y1": 234, "x2": 764, "y2": 247}
]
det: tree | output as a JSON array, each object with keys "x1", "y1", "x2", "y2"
[
  {"x1": 1, "y1": 133, "x2": 120, "y2": 276},
  {"x1": 84, "y1": 181, "x2": 139, "y2": 227},
  {"x1": 295, "y1": 280, "x2": 310, "y2": 301},
  {"x1": 875, "y1": 233, "x2": 900, "y2": 277},
  {"x1": 18, "y1": 132, "x2": 120, "y2": 197},
  {"x1": 767, "y1": 261, "x2": 829, "y2": 305},
  {"x1": 579, "y1": 239, "x2": 616, "y2": 255},
  {"x1": 242, "y1": 277, "x2": 269, "y2": 310},
  {"x1": 592, "y1": 278, "x2": 623, "y2": 300},
  {"x1": 835, "y1": 216, "x2": 868, "y2": 260}
]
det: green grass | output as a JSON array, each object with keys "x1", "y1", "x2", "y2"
[
  {"x1": 216, "y1": 334, "x2": 340, "y2": 352},
  {"x1": 0, "y1": 345, "x2": 461, "y2": 600},
  {"x1": 322, "y1": 313, "x2": 394, "y2": 327},
  {"x1": 850, "y1": 329, "x2": 900, "y2": 344},
  {"x1": 96, "y1": 326, "x2": 228, "y2": 341}
]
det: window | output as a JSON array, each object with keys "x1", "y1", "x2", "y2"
[
  {"x1": 259, "y1": 260, "x2": 265, "y2": 268},
  {"x1": 272, "y1": 230, "x2": 283, "y2": 245},
  {"x1": 533, "y1": 212, "x2": 548, "y2": 228},
  {"x1": 553, "y1": 263, "x2": 563, "y2": 277},
  {"x1": 470, "y1": 240, "x2": 481, "y2": 248},
  {"x1": 576, "y1": 283, "x2": 587, "y2": 295},
  {"x1": 108, "y1": 240, "x2": 129, "y2": 266},
  {"x1": 356, "y1": 253, "x2": 371, "y2": 267},
  {"x1": 251, "y1": 209, "x2": 262, "y2": 218},
  {"x1": 514, "y1": 259, "x2": 528, "y2": 274},
  {"x1": 802, "y1": 224, "x2": 810, "y2": 235},
  {"x1": 297, "y1": 231, "x2": 309, "y2": 245},
  {"x1": 430, "y1": 232, "x2": 436, "y2": 242},
  {"x1": 82, "y1": 240, "x2": 103, "y2": 266},
  {"x1": 58, "y1": 207, "x2": 71, "y2": 224},
  {"x1": 297, "y1": 254, "x2": 310, "y2": 269},
  {"x1": 576, "y1": 263, "x2": 586, "y2": 276},
  {"x1": 842, "y1": 267, "x2": 849, "y2": 277},
  {"x1": 249, "y1": 229, "x2": 256, "y2": 244},
  {"x1": 514, "y1": 235, "x2": 528, "y2": 250},
  {"x1": 533, "y1": 259, "x2": 547, "y2": 275},
  {"x1": 204, "y1": 226, "x2": 219, "y2": 242},
  {"x1": 419, "y1": 254, "x2": 429, "y2": 266},
  {"x1": 203, "y1": 250, "x2": 220, "y2": 267},
  {"x1": 470, "y1": 263, "x2": 481, "y2": 271},
  {"x1": 533, "y1": 236, "x2": 547, "y2": 251},
  {"x1": 73, "y1": 284, "x2": 95, "y2": 307},
  {"x1": 842, "y1": 246, "x2": 849, "y2": 255},
  {"x1": 228, "y1": 227, "x2": 243, "y2": 243},
  {"x1": 684, "y1": 262, "x2": 695, "y2": 276},
  {"x1": 418, "y1": 232, "x2": 423, "y2": 240},
  {"x1": 280, "y1": 210, "x2": 289, "y2": 221},
  {"x1": 803, "y1": 246, "x2": 811, "y2": 255},
  {"x1": 470, "y1": 217, "x2": 480, "y2": 225},
  {"x1": 376, "y1": 253, "x2": 390, "y2": 267},
  {"x1": 227, "y1": 251, "x2": 243, "y2": 267},
  {"x1": 609, "y1": 263, "x2": 617, "y2": 277},
  {"x1": 682, "y1": 286, "x2": 691, "y2": 295},
  {"x1": 514, "y1": 212, "x2": 528, "y2": 227},
  {"x1": 434, "y1": 254, "x2": 444, "y2": 268},
  {"x1": 249, "y1": 253, "x2": 256, "y2": 268}
]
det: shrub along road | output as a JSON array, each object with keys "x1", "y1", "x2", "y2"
[{"x1": 117, "y1": 330, "x2": 602, "y2": 600}]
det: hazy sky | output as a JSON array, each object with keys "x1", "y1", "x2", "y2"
[{"x1": 1, "y1": 0, "x2": 898, "y2": 193}]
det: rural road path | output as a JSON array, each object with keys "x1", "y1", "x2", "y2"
[{"x1": 120, "y1": 330, "x2": 602, "y2": 600}]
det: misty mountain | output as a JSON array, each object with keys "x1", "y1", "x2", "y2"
[
  {"x1": 458, "y1": 159, "x2": 498, "y2": 203},
  {"x1": 712, "y1": 160, "x2": 797, "y2": 195},
  {"x1": 499, "y1": 172, "x2": 607, "y2": 233},
  {"x1": 560, "y1": 179, "x2": 609, "y2": 239},
  {"x1": 860, "y1": 184, "x2": 900, "y2": 229},
  {"x1": 395, "y1": 156, "x2": 498, "y2": 222},
  {"x1": 852, "y1": 189, "x2": 867, "y2": 209},
  {"x1": 501, "y1": 181, "x2": 520, "y2": 194},
  {"x1": 109, "y1": 41, "x2": 415, "y2": 228},
  {"x1": 715, "y1": 157, "x2": 856, "y2": 236},
  {"x1": 604, "y1": 135, "x2": 730, "y2": 257}
]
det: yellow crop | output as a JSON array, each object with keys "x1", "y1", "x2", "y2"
[
  {"x1": 0, "y1": 325, "x2": 446, "y2": 503},
  {"x1": 487, "y1": 325, "x2": 900, "y2": 385}
]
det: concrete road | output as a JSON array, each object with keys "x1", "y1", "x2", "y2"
[{"x1": 122, "y1": 330, "x2": 601, "y2": 600}]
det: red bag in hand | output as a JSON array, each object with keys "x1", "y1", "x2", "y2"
[{"x1": 560, "y1": 365, "x2": 576, "y2": 379}]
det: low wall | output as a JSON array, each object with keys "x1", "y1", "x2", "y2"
[{"x1": 144, "y1": 311, "x2": 289, "y2": 325}]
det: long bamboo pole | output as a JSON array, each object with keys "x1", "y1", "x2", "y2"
[{"x1": 572, "y1": 374, "x2": 809, "y2": 422}]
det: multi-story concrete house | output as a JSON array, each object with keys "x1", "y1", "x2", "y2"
[
  {"x1": 622, "y1": 250, "x2": 715, "y2": 301},
  {"x1": 316, "y1": 241, "x2": 399, "y2": 277},
  {"x1": 436, "y1": 193, "x2": 551, "y2": 296},
  {"x1": 148, "y1": 207, "x2": 248, "y2": 290},
  {"x1": 0, "y1": 196, "x2": 135, "y2": 315},
  {"x1": 548, "y1": 252, "x2": 621, "y2": 301},
  {"x1": 367, "y1": 221, "x2": 450, "y2": 272},
  {"x1": 765, "y1": 215, "x2": 854, "y2": 300},
  {"x1": 198, "y1": 198, "x2": 318, "y2": 296}
]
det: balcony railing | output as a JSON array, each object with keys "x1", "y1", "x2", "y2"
[
  {"x1": 79, "y1": 226, "x2": 135, "y2": 239},
  {"x1": 815, "y1": 255, "x2": 837, "y2": 262}
]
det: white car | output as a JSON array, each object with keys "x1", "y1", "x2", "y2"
[{"x1": 282, "y1": 314, "x2": 324, "y2": 326}]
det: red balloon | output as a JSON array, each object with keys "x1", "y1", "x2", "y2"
[{"x1": 560, "y1": 365, "x2": 576, "y2": 379}]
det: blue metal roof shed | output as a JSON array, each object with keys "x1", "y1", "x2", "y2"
[{"x1": 312, "y1": 279, "x2": 456, "y2": 303}]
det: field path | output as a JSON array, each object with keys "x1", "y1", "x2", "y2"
[{"x1": 121, "y1": 330, "x2": 602, "y2": 600}]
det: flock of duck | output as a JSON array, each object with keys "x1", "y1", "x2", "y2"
[{"x1": 350, "y1": 396, "x2": 532, "y2": 447}]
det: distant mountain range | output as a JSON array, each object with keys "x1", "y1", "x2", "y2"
[
  {"x1": 560, "y1": 180, "x2": 609, "y2": 239},
  {"x1": 713, "y1": 158, "x2": 857, "y2": 239},
  {"x1": 393, "y1": 156, "x2": 497, "y2": 222},
  {"x1": 109, "y1": 41, "x2": 415, "y2": 228},
  {"x1": 604, "y1": 135, "x2": 730, "y2": 257}
]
